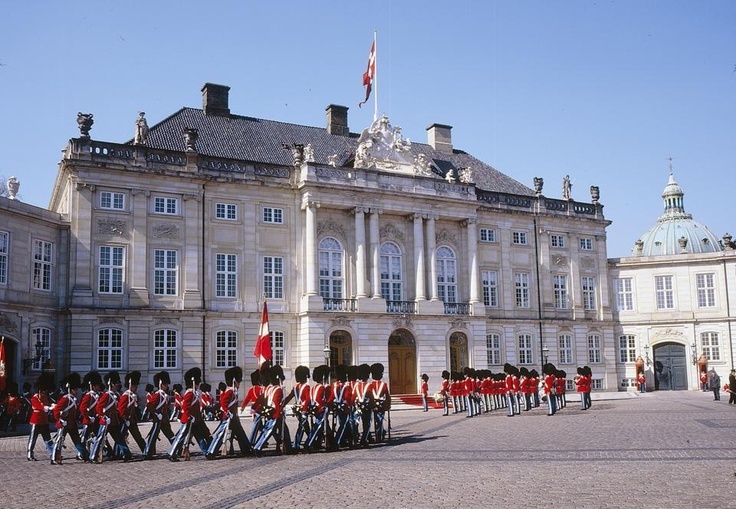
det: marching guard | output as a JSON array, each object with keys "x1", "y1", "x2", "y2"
[
  {"x1": 305, "y1": 364, "x2": 332, "y2": 451},
  {"x1": 440, "y1": 370, "x2": 450, "y2": 416},
  {"x1": 290, "y1": 365, "x2": 311, "y2": 451},
  {"x1": 51, "y1": 372, "x2": 87, "y2": 464},
  {"x1": 27, "y1": 372, "x2": 55, "y2": 462},
  {"x1": 240, "y1": 369, "x2": 265, "y2": 444},
  {"x1": 331, "y1": 365, "x2": 354, "y2": 449},
  {"x1": 370, "y1": 363, "x2": 390, "y2": 443},
  {"x1": 90, "y1": 371, "x2": 132, "y2": 462},
  {"x1": 119, "y1": 371, "x2": 146, "y2": 454},
  {"x1": 253, "y1": 365, "x2": 289, "y2": 455},
  {"x1": 143, "y1": 370, "x2": 175, "y2": 458},
  {"x1": 354, "y1": 363, "x2": 373, "y2": 446},
  {"x1": 207, "y1": 366, "x2": 252, "y2": 458},
  {"x1": 169, "y1": 367, "x2": 212, "y2": 461}
]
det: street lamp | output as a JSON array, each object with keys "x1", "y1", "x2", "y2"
[
  {"x1": 22, "y1": 339, "x2": 45, "y2": 375},
  {"x1": 644, "y1": 344, "x2": 651, "y2": 367},
  {"x1": 541, "y1": 346, "x2": 549, "y2": 365},
  {"x1": 323, "y1": 344, "x2": 331, "y2": 368},
  {"x1": 690, "y1": 342, "x2": 697, "y2": 365}
]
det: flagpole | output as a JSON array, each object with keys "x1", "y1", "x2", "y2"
[{"x1": 373, "y1": 30, "x2": 378, "y2": 122}]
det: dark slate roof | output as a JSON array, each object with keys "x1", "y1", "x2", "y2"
[{"x1": 138, "y1": 107, "x2": 534, "y2": 196}]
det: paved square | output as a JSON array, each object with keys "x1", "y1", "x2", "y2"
[{"x1": 1, "y1": 391, "x2": 735, "y2": 508}]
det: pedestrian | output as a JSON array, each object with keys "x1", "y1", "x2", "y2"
[
  {"x1": 709, "y1": 369, "x2": 721, "y2": 401},
  {"x1": 420, "y1": 373, "x2": 429, "y2": 412},
  {"x1": 729, "y1": 370, "x2": 736, "y2": 405}
]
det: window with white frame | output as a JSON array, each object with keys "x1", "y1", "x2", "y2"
[
  {"x1": 696, "y1": 273, "x2": 716, "y2": 308},
  {"x1": 263, "y1": 207, "x2": 284, "y2": 224},
  {"x1": 153, "y1": 329, "x2": 178, "y2": 369},
  {"x1": 553, "y1": 274, "x2": 568, "y2": 309},
  {"x1": 620, "y1": 378, "x2": 637, "y2": 388},
  {"x1": 518, "y1": 334, "x2": 534, "y2": 365},
  {"x1": 31, "y1": 327, "x2": 51, "y2": 371},
  {"x1": 579, "y1": 237, "x2": 593, "y2": 250},
  {"x1": 582, "y1": 276, "x2": 597, "y2": 310},
  {"x1": 436, "y1": 246, "x2": 457, "y2": 303},
  {"x1": 33, "y1": 240, "x2": 53, "y2": 291},
  {"x1": 591, "y1": 378, "x2": 603, "y2": 390},
  {"x1": 0, "y1": 231, "x2": 8, "y2": 285},
  {"x1": 271, "y1": 330, "x2": 285, "y2": 366},
  {"x1": 701, "y1": 332, "x2": 721, "y2": 361},
  {"x1": 320, "y1": 237, "x2": 344, "y2": 300},
  {"x1": 100, "y1": 191, "x2": 125, "y2": 210},
  {"x1": 486, "y1": 333, "x2": 502, "y2": 366},
  {"x1": 615, "y1": 278, "x2": 634, "y2": 311},
  {"x1": 655, "y1": 275, "x2": 675, "y2": 309},
  {"x1": 99, "y1": 246, "x2": 124, "y2": 294},
  {"x1": 215, "y1": 330, "x2": 238, "y2": 368},
  {"x1": 263, "y1": 256, "x2": 284, "y2": 299},
  {"x1": 550, "y1": 234, "x2": 565, "y2": 248},
  {"x1": 558, "y1": 334, "x2": 574, "y2": 364},
  {"x1": 618, "y1": 335, "x2": 637, "y2": 363},
  {"x1": 588, "y1": 334, "x2": 602, "y2": 364},
  {"x1": 97, "y1": 328, "x2": 123, "y2": 370},
  {"x1": 216, "y1": 253, "x2": 237, "y2": 298},
  {"x1": 215, "y1": 203, "x2": 237, "y2": 220},
  {"x1": 512, "y1": 231, "x2": 528, "y2": 245},
  {"x1": 481, "y1": 270, "x2": 498, "y2": 307},
  {"x1": 153, "y1": 197, "x2": 178, "y2": 215},
  {"x1": 479, "y1": 228, "x2": 496, "y2": 243},
  {"x1": 515, "y1": 272, "x2": 530, "y2": 308},
  {"x1": 154, "y1": 249, "x2": 178, "y2": 295}
]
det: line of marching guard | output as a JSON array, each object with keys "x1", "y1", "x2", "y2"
[
  {"x1": 24, "y1": 361, "x2": 392, "y2": 464},
  {"x1": 437, "y1": 363, "x2": 594, "y2": 418}
]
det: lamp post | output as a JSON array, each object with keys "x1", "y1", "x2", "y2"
[
  {"x1": 323, "y1": 344, "x2": 331, "y2": 368},
  {"x1": 690, "y1": 342, "x2": 697, "y2": 365},
  {"x1": 542, "y1": 346, "x2": 549, "y2": 366},
  {"x1": 644, "y1": 344, "x2": 651, "y2": 367}
]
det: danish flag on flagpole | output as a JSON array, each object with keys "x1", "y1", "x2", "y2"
[
  {"x1": 253, "y1": 301, "x2": 272, "y2": 369},
  {"x1": 359, "y1": 36, "x2": 376, "y2": 113}
]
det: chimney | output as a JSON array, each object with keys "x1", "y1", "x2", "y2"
[
  {"x1": 326, "y1": 104, "x2": 349, "y2": 136},
  {"x1": 426, "y1": 123, "x2": 453, "y2": 153},
  {"x1": 201, "y1": 83, "x2": 230, "y2": 116}
]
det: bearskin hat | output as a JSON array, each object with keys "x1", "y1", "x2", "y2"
[
  {"x1": 346, "y1": 365, "x2": 358, "y2": 383},
  {"x1": 583, "y1": 366, "x2": 592, "y2": 377},
  {"x1": 370, "y1": 363, "x2": 384, "y2": 381},
  {"x1": 218, "y1": 382, "x2": 226, "y2": 392},
  {"x1": 36, "y1": 372, "x2": 55, "y2": 392},
  {"x1": 529, "y1": 369, "x2": 539, "y2": 378},
  {"x1": 312, "y1": 364, "x2": 330, "y2": 384},
  {"x1": 559, "y1": 370, "x2": 567, "y2": 379},
  {"x1": 66, "y1": 372, "x2": 82, "y2": 390},
  {"x1": 441, "y1": 370, "x2": 450, "y2": 379},
  {"x1": 154, "y1": 370, "x2": 171, "y2": 388},
  {"x1": 145, "y1": 383, "x2": 155, "y2": 393},
  {"x1": 200, "y1": 382, "x2": 211, "y2": 392},
  {"x1": 542, "y1": 363, "x2": 556, "y2": 376},
  {"x1": 172, "y1": 383, "x2": 183, "y2": 393},
  {"x1": 258, "y1": 367, "x2": 270, "y2": 386},
  {"x1": 249, "y1": 369, "x2": 261, "y2": 386},
  {"x1": 577, "y1": 367, "x2": 584, "y2": 376},
  {"x1": 421, "y1": 373, "x2": 429, "y2": 382},
  {"x1": 357, "y1": 363, "x2": 371, "y2": 382},
  {"x1": 225, "y1": 366, "x2": 243, "y2": 385},
  {"x1": 294, "y1": 365, "x2": 310, "y2": 384},
  {"x1": 270, "y1": 364, "x2": 285, "y2": 385},
  {"x1": 184, "y1": 367, "x2": 202, "y2": 387},
  {"x1": 519, "y1": 367, "x2": 529, "y2": 377},
  {"x1": 84, "y1": 371, "x2": 103, "y2": 390},
  {"x1": 335, "y1": 365, "x2": 348, "y2": 383},
  {"x1": 105, "y1": 370, "x2": 121, "y2": 386},
  {"x1": 124, "y1": 370, "x2": 141, "y2": 387}
]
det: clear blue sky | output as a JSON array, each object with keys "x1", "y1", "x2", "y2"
[{"x1": 1, "y1": 1, "x2": 734, "y2": 257}]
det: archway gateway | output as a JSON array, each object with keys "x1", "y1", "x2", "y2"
[
  {"x1": 653, "y1": 342, "x2": 688, "y2": 391},
  {"x1": 388, "y1": 329, "x2": 416, "y2": 394}
]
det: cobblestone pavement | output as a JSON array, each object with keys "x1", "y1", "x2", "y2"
[{"x1": 2, "y1": 391, "x2": 736, "y2": 509}]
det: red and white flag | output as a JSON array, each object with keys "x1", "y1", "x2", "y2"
[
  {"x1": 0, "y1": 337, "x2": 6, "y2": 392},
  {"x1": 358, "y1": 40, "x2": 376, "y2": 108},
  {"x1": 253, "y1": 301, "x2": 272, "y2": 369}
]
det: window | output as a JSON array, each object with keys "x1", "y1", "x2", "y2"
[
  {"x1": 655, "y1": 275, "x2": 674, "y2": 309},
  {"x1": 615, "y1": 278, "x2": 634, "y2": 311},
  {"x1": 100, "y1": 191, "x2": 125, "y2": 210},
  {"x1": 518, "y1": 334, "x2": 533, "y2": 365},
  {"x1": 566, "y1": 379, "x2": 576, "y2": 391},
  {"x1": 551, "y1": 234, "x2": 565, "y2": 248},
  {"x1": 216, "y1": 254, "x2": 237, "y2": 298},
  {"x1": 154, "y1": 197, "x2": 178, "y2": 215},
  {"x1": 620, "y1": 378, "x2": 636, "y2": 388},
  {"x1": 320, "y1": 237, "x2": 344, "y2": 300},
  {"x1": 618, "y1": 335, "x2": 637, "y2": 363},
  {"x1": 0, "y1": 231, "x2": 8, "y2": 285},
  {"x1": 271, "y1": 330, "x2": 285, "y2": 366},
  {"x1": 31, "y1": 327, "x2": 51, "y2": 371},
  {"x1": 558, "y1": 334, "x2": 574, "y2": 364},
  {"x1": 99, "y1": 246, "x2": 124, "y2": 294},
  {"x1": 553, "y1": 275, "x2": 568, "y2": 309},
  {"x1": 701, "y1": 332, "x2": 721, "y2": 361},
  {"x1": 154, "y1": 249, "x2": 178, "y2": 295},
  {"x1": 97, "y1": 328, "x2": 123, "y2": 370},
  {"x1": 591, "y1": 378, "x2": 603, "y2": 390},
  {"x1": 215, "y1": 330, "x2": 238, "y2": 368},
  {"x1": 263, "y1": 256, "x2": 284, "y2": 299},
  {"x1": 436, "y1": 246, "x2": 457, "y2": 303},
  {"x1": 486, "y1": 333, "x2": 501, "y2": 366},
  {"x1": 479, "y1": 228, "x2": 496, "y2": 243},
  {"x1": 696, "y1": 273, "x2": 716, "y2": 308},
  {"x1": 153, "y1": 329, "x2": 178, "y2": 369},
  {"x1": 579, "y1": 238, "x2": 593, "y2": 250},
  {"x1": 582, "y1": 276, "x2": 597, "y2": 310},
  {"x1": 588, "y1": 334, "x2": 602, "y2": 364},
  {"x1": 215, "y1": 203, "x2": 237, "y2": 220},
  {"x1": 512, "y1": 231, "x2": 528, "y2": 245},
  {"x1": 33, "y1": 240, "x2": 53, "y2": 291},
  {"x1": 263, "y1": 207, "x2": 284, "y2": 224},
  {"x1": 481, "y1": 270, "x2": 498, "y2": 307},
  {"x1": 515, "y1": 272, "x2": 530, "y2": 308}
]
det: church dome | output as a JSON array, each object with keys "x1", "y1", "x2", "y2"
[{"x1": 633, "y1": 170, "x2": 721, "y2": 256}]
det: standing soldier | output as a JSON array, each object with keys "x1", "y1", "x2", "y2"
[
  {"x1": 290, "y1": 365, "x2": 311, "y2": 452},
  {"x1": 370, "y1": 363, "x2": 390, "y2": 443},
  {"x1": 331, "y1": 365, "x2": 354, "y2": 449},
  {"x1": 51, "y1": 372, "x2": 87, "y2": 464},
  {"x1": 169, "y1": 367, "x2": 212, "y2": 461},
  {"x1": 420, "y1": 373, "x2": 429, "y2": 412},
  {"x1": 27, "y1": 373, "x2": 55, "y2": 462},
  {"x1": 119, "y1": 371, "x2": 146, "y2": 454},
  {"x1": 144, "y1": 370, "x2": 174, "y2": 459},
  {"x1": 305, "y1": 364, "x2": 331, "y2": 451},
  {"x1": 240, "y1": 369, "x2": 265, "y2": 444},
  {"x1": 207, "y1": 366, "x2": 252, "y2": 458},
  {"x1": 543, "y1": 364, "x2": 557, "y2": 416},
  {"x1": 439, "y1": 370, "x2": 450, "y2": 416}
]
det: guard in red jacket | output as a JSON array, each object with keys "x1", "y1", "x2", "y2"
[
  {"x1": 332, "y1": 364, "x2": 354, "y2": 449},
  {"x1": 143, "y1": 370, "x2": 175, "y2": 458},
  {"x1": 370, "y1": 363, "x2": 391, "y2": 443},
  {"x1": 27, "y1": 373, "x2": 55, "y2": 461},
  {"x1": 207, "y1": 366, "x2": 252, "y2": 458},
  {"x1": 51, "y1": 372, "x2": 87, "y2": 464},
  {"x1": 440, "y1": 370, "x2": 450, "y2": 415},
  {"x1": 79, "y1": 371, "x2": 102, "y2": 458},
  {"x1": 253, "y1": 365, "x2": 288, "y2": 454},
  {"x1": 543, "y1": 363, "x2": 557, "y2": 416},
  {"x1": 169, "y1": 367, "x2": 212, "y2": 461},
  {"x1": 90, "y1": 371, "x2": 131, "y2": 462},
  {"x1": 290, "y1": 365, "x2": 311, "y2": 451},
  {"x1": 119, "y1": 371, "x2": 146, "y2": 453},
  {"x1": 306, "y1": 364, "x2": 331, "y2": 450},
  {"x1": 240, "y1": 369, "x2": 265, "y2": 444}
]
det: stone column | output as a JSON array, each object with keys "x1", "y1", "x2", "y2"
[
  {"x1": 303, "y1": 200, "x2": 319, "y2": 296},
  {"x1": 465, "y1": 217, "x2": 480, "y2": 303},
  {"x1": 182, "y1": 193, "x2": 202, "y2": 308},
  {"x1": 426, "y1": 214, "x2": 438, "y2": 301},
  {"x1": 413, "y1": 213, "x2": 426, "y2": 301},
  {"x1": 354, "y1": 207, "x2": 367, "y2": 298},
  {"x1": 71, "y1": 182, "x2": 95, "y2": 305},
  {"x1": 129, "y1": 189, "x2": 150, "y2": 306},
  {"x1": 369, "y1": 208, "x2": 382, "y2": 298}
]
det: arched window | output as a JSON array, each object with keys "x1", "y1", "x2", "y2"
[
  {"x1": 319, "y1": 237, "x2": 343, "y2": 299},
  {"x1": 380, "y1": 242, "x2": 403, "y2": 302},
  {"x1": 449, "y1": 332, "x2": 468, "y2": 373},
  {"x1": 436, "y1": 246, "x2": 457, "y2": 303}
]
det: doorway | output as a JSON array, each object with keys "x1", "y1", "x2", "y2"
[
  {"x1": 388, "y1": 329, "x2": 416, "y2": 394},
  {"x1": 449, "y1": 332, "x2": 469, "y2": 374},
  {"x1": 329, "y1": 330, "x2": 352, "y2": 368},
  {"x1": 653, "y1": 342, "x2": 688, "y2": 390}
]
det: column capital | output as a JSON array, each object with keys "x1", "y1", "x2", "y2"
[
  {"x1": 353, "y1": 206, "x2": 369, "y2": 215},
  {"x1": 131, "y1": 188, "x2": 150, "y2": 197},
  {"x1": 75, "y1": 182, "x2": 96, "y2": 192},
  {"x1": 368, "y1": 207, "x2": 383, "y2": 215},
  {"x1": 461, "y1": 217, "x2": 477, "y2": 227},
  {"x1": 301, "y1": 199, "x2": 321, "y2": 211}
]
